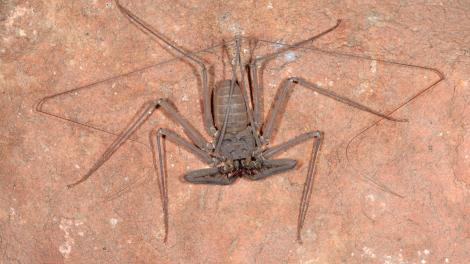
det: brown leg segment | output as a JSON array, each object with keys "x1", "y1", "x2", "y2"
[
  {"x1": 259, "y1": 75, "x2": 406, "y2": 241},
  {"x1": 67, "y1": 98, "x2": 209, "y2": 188},
  {"x1": 297, "y1": 131, "x2": 322, "y2": 243},
  {"x1": 262, "y1": 77, "x2": 407, "y2": 143},
  {"x1": 248, "y1": 20, "x2": 342, "y2": 130},
  {"x1": 115, "y1": 0, "x2": 217, "y2": 136},
  {"x1": 261, "y1": 131, "x2": 322, "y2": 243},
  {"x1": 153, "y1": 128, "x2": 214, "y2": 242},
  {"x1": 262, "y1": 131, "x2": 320, "y2": 158}
]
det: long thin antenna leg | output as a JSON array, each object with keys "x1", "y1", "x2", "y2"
[
  {"x1": 234, "y1": 36, "x2": 262, "y2": 147},
  {"x1": 114, "y1": 0, "x2": 217, "y2": 136}
]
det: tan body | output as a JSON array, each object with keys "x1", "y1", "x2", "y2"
[
  {"x1": 212, "y1": 80, "x2": 254, "y2": 160},
  {"x1": 213, "y1": 80, "x2": 249, "y2": 133}
]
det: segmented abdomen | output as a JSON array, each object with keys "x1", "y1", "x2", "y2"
[{"x1": 213, "y1": 80, "x2": 248, "y2": 133}]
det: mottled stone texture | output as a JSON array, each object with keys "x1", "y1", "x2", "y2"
[{"x1": 1, "y1": 0, "x2": 469, "y2": 263}]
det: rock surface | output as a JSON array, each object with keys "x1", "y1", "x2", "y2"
[{"x1": 1, "y1": 0, "x2": 469, "y2": 263}]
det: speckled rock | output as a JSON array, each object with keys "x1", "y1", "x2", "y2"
[{"x1": 1, "y1": 1, "x2": 469, "y2": 263}]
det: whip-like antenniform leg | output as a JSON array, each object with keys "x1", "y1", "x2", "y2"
[{"x1": 115, "y1": 0, "x2": 217, "y2": 136}]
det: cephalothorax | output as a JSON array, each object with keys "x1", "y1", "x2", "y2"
[{"x1": 37, "y1": 0, "x2": 444, "y2": 243}]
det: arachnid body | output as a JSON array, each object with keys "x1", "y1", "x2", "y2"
[{"x1": 36, "y1": 0, "x2": 445, "y2": 243}]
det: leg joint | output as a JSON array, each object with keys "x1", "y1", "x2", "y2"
[
  {"x1": 156, "y1": 128, "x2": 166, "y2": 137},
  {"x1": 287, "y1": 77, "x2": 300, "y2": 83},
  {"x1": 302, "y1": 130, "x2": 322, "y2": 139},
  {"x1": 313, "y1": 130, "x2": 322, "y2": 138},
  {"x1": 153, "y1": 98, "x2": 168, "y2": 106}
]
